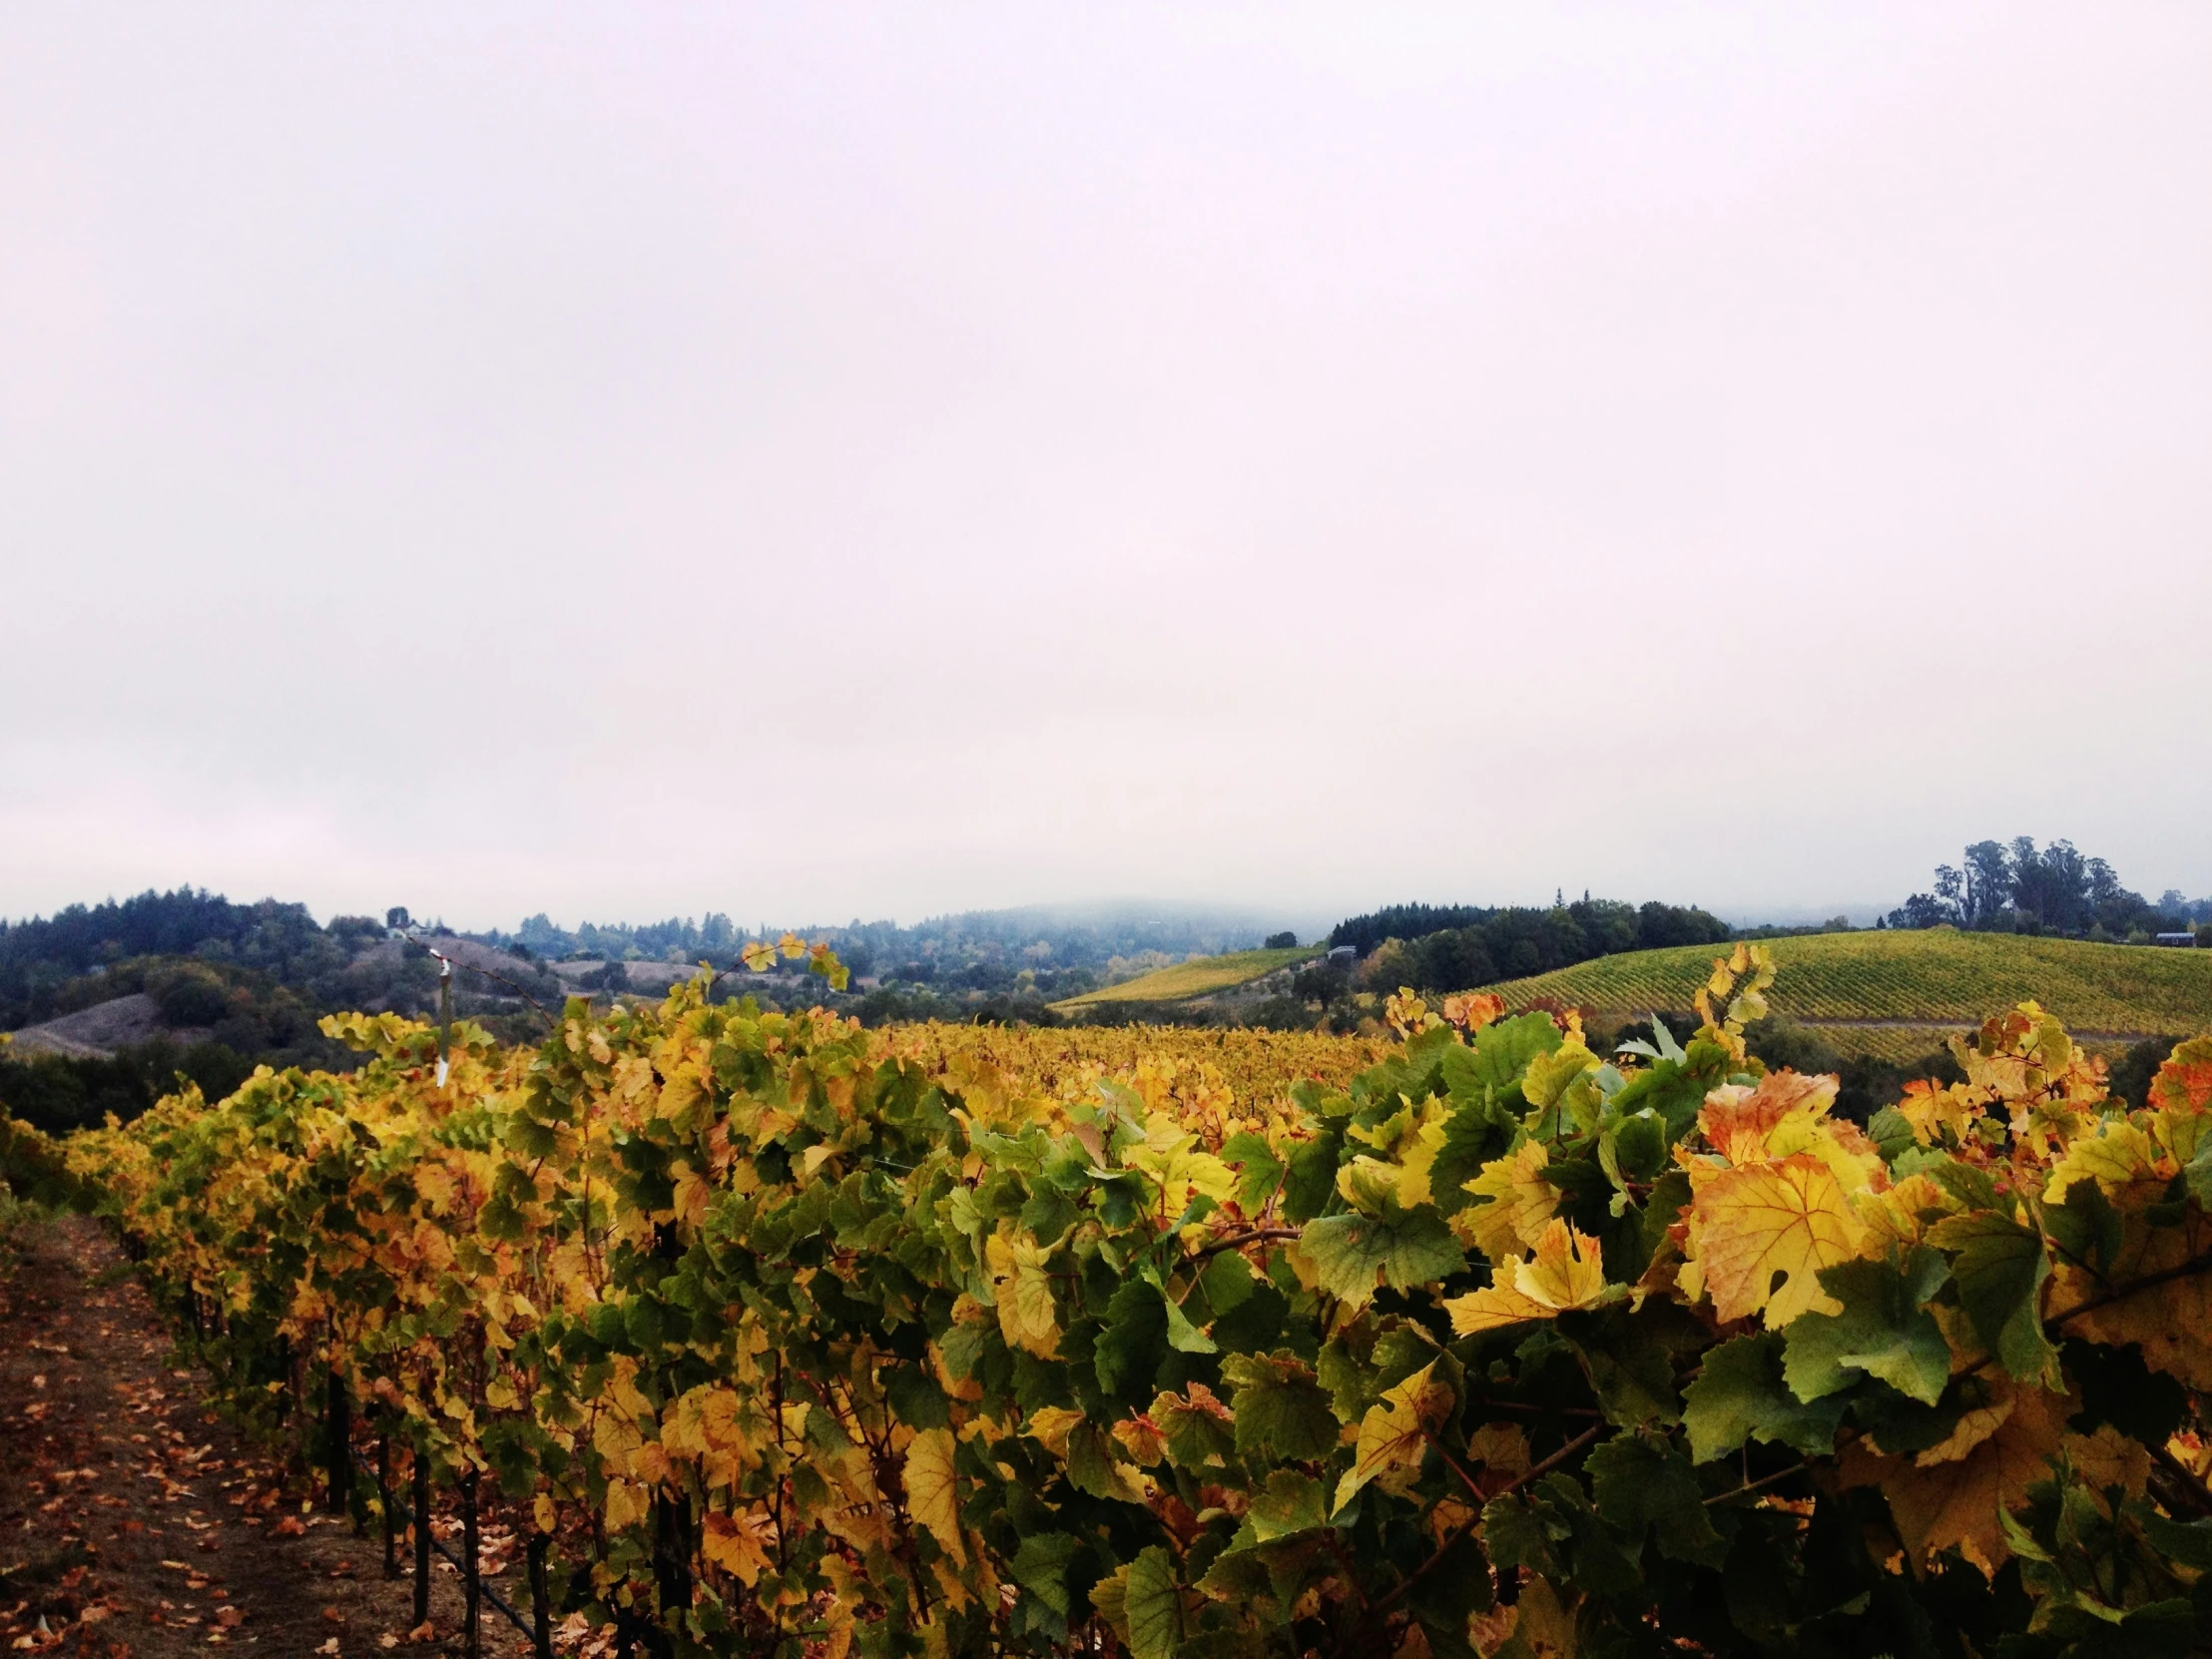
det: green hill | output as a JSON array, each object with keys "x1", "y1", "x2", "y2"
[
  {"x1": 1479, "y1": 929, "x2": 2212, "y2": 1058},
  {"x1": 1050, "y1": 945, "x2": 1317, "y2": 1010}
]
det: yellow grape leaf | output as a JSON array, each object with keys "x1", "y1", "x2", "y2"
[
  {"x1": 1518, "y1": 1219, "x2": 1606, "y2": 1310},
  {"x1": 1394, "y1": 1110, "x2": 1453, "y2": 1210},
  {"x1": 2170, "y1": 1431, "x2": 2212, "y2": 1483},
  {"x1": 1689, "y1": 1154, "x2": 1864, "y2": 1329},
  {"x1": 2063, "y1": 1426, "x2": 2149, "y2": 1500},
  {"x1": 1897, "y1": 1080, "x2": 1984, "y2": 1149},
  {"x1": 700, "y1": 1509, "x2": 778, "y2": 1587},
  {"x1": 1338, "y1": 1156, "x2": 1407, "y2": 1215},
  {"x1": 1446, "y1": 1278, "x2": 1552, "y2": 1338},
  {"x1": 1699, "y1": 1072, "x2": 1837, "y2": 1166},
  {"x1": 1858, "y1": 1172, "x2": 1957, "y2": 1255},
  {"x1": 2041, "y1": 1120, "x2": 2165, "y2": 1206},
  {"x1": 1521, "y1": 1041, "x2": 1599, "y2": 1114},
  {"x1": 532, "y1": 1492, "x2": 556, "y2": 1533},
  {"x1": 671, "y1": 1169, "x2": 713, "y2": 1228},
  {"x1": 1840, "y1": 1381, "x2": 2067, "y2": 1574},
  {"x1": 1465, "y1": 1422, "x2": 1531, "y2": 1485},
  {"x1": 1334, "y1": 1361, "x2": 1452, "y2": 1514},
  {"x1": 1445, "y1": 1220, "x2": 1608, "y2": 1336},
  {"x1": 1023, "y1": 1404, "x2": 1085, "y2": 1458},
  {"x1": 983, "y1": 1231, "x2": 1062, "y2": 1359},
  {"x1": 1459, "y1": 1142, "x2": 1561, "y2": 1264},
  {"x1": 902, "y1": 1426, "x2": 967, "y2": 1566},
  {"x1": 1483, "y1": 1575, "x2": 1578, "y2": 1658},
  {"x1": 1384, "y1": 988, "x2": 1435, "y2": 1037},
  {"x1": 1912, "y1": 1382, "x2": 2014, "y2": 1467},
  {"x1": 604, "y1": 1477, "x2": 650, "y2": 1534}
]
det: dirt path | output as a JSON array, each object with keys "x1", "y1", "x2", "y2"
[{"x1": 1, "y1": 1216, "x2": 511, "y2": 1659}]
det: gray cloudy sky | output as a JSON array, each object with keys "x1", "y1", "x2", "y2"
[{"x1": 4, "y1": 4, "x2": 2208, "y2": 931}]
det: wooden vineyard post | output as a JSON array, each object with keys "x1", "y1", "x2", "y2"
[
  {"x1": 651, "y1": 1489, "x2": 693, "y2": 1632},
  {"x1": 527, "y1": 1533, "x2": 553, "y2": 1659},
  {"x1": 412, "y1": 1449, "x2": 432, "y2": 1628},
  {"x1": 460, "y1": 1464, "x2": 481, "y2": 1659},
  {"x1": 377, "y1": 1421, "x2": 398, "y2": 1578},
  {"x1": 326, "y1": 1369, "x2": 351, "y2": 1522}
]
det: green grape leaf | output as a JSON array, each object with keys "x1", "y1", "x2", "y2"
[
  {"x1": 1299, "y1": 1205, "x2": 1464, "y2": 1310},
  {"x1": 1093, "y1": 1276, "x2": 1168, "y2": 1403},
  {"x1": 1009, "y1": 1531, "x2": 1084, "y2": 1618},
  {"x1": 1585, "y1": 1430, "x2": 1725, "y2": 1567},
  {"x1": 1222, "y1": 1351, "x2": 1340, "y2": 1463},
  {"x1": 1280, "y1": 1131, "x2": 1344, "y2": 1224},
  {"x1": 1782, "y1": 1247, "x2": 1951, "y2": 1405},
  {"x1": 1222, "y1": 1131, "x2": 1286, "y2": 1214},
  {"x1": 1558, "y1": 1303, "x2": 1698, "y2": 1429},
  {"x1": 1121, "y1": 1546, "x2": 1184, "y2": 1659},
  {"x1": 1928, "y1": 1211, "x2": 2061, "y2": 1385},
  {"x1": 1231, "y1": 1468, "x2": 1330, "y2": 1545},
  {"x1": 1682, "y1": 1333, "x2": 1849, "y2": 1463},
  {"x1": 1439, "y1": 1012, "x2": 1561, "y2": 1106},
  {"x1": 1151, "y1": 1385, "x2": 1238, "y2": 1471},
  {"x1": 1141, "y1": 1265, "x2": 1218, "y2": 1355}
]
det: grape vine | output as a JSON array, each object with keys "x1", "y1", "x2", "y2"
[{"x1": 53, "y1": 942, "x2": 2212, "y2": 1658}]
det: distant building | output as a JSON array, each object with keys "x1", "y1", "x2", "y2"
[
  {"x1": 1326, "y1": 945, "x2": 1358, "y2": 966},
  {"x1": 2155, "y1": 932, "x2": 2197, "y2": 947}
]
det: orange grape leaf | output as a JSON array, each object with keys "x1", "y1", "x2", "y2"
[
  {"x1": 2150, "y1": 1037, "x2": 2212, "y2": 1162},
  {"x1": 1699, "y1": 1072, "x2": 1837, "y2": 1166},
  {"x1": 1689, "y1": 1154, "x2": 1864, "y2": 1329},
  {"x1": 1907, "y1": 1377, "x2": 2015, "y2": 1466},
  {"x1": 2152, "y1": 1037, "x2": 2212, "y2": 1112},
  {"x1": 2050, "y1": 1219, "x2": 2212, "y2": 1390},
  {"x1": 1840, "y1": 1381, "x2": 2067, "y2": 1574},
  {"x1": 1441, "y1": 992, "x2": 1505, "y2": 1033},
  {"x1": 700, "y1": 1509, "x2": 777, "y2": 1587}
]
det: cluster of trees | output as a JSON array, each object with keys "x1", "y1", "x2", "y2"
[
  {"x1": 0, "y1": 889, "x2": 551, "y2": 1133},
  {"x1": 1329, "y1": 894, "x2": 1732, "y2": 994},
  {"x1": 476, "y1": 902, "x2": 1290, "y2": 991},
  {"x1": 1, "y1": 889, "x2": 1315, "y2": 1089},
  {"x1": 0, "y1": 886, "x2": 374, "y2": 1030},
  {"x1": 1885, "y1": 837, "x2": 2209, "y2": 938},
  {"x1": 0, "y1": 956, "x2": 367, "y2": 1134}
]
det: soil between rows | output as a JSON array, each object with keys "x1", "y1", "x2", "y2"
[{"x1": 1, "y1": 1215, "x2": 521, "y2": 1659}]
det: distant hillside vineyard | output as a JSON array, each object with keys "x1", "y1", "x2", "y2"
[{"x1": 1478, "y1": 927, "x2": 2212, "y2": 1059}]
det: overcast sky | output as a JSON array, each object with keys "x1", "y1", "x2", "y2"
[{"x1": 4, "y1": 4, "x2": 2208, "y2": 931}]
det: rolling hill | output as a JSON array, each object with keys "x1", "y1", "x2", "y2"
[
  {"x1": 1049, "y1": 945, "x2": 1318, "y2": 1010},
  {"x1": 1480, "y1": 928, "x2": 2212, "y2": 1058}
]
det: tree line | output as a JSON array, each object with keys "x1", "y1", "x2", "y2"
[
  {"x1": 1327, "y1": 894, "x2": 1732, "y2": 992},
  {"x1": 1884, "y1": 837, "x2": 2208, "y2": 938}
]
